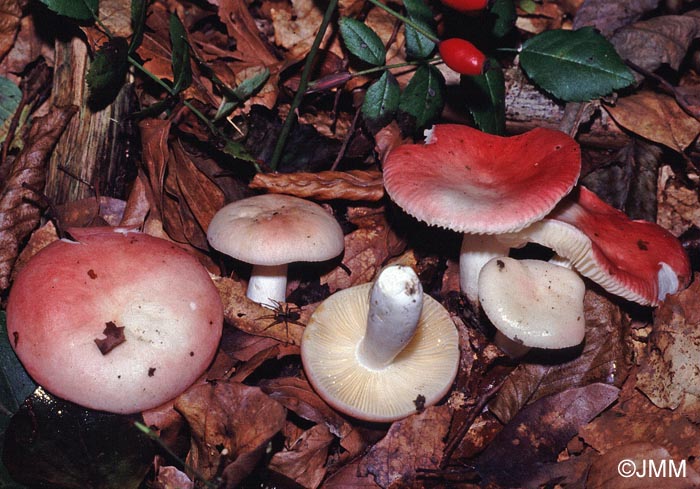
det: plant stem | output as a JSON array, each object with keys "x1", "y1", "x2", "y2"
[
  {"x1": 365, "y1": 0, "x2": 440, "y2": 44},
  {"x1": 269, "y1": 0, "x2": 340, "y2": 171}
]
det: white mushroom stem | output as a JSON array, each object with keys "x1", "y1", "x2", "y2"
[
  {"x1": 357, "y1": 265, "x2": 424, "y2": 370},
  {"x1": 459, "y1": 234, "x2": 512, "y2": 303},
  {"x1": 247, "y1": 264, "x2": 288, "y2": 308}
]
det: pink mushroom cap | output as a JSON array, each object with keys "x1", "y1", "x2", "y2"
[
  {"x1": 6, "y1": 227, "x2": 224, "y2": 414},
  {"x1": 382, "y1": 124, "x2": 581, "y2": 234}
]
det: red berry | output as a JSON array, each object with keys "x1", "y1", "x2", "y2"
[
  {"x1": 439, "y1": 39, "x2": 487, "y2": 76},
  {"x1": 440, "y1": 0, "x2": 488, "y2": 13}
]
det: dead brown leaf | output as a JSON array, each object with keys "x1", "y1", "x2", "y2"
[
  {"x1": 605, "y1": 91, "x2": 700, "y2": 152},
  {"x1": 0, "y1": 0, "x2": 20, "y2": 62},
  {"x1": 636, "y1": 273, "x2": 700, "y2": 421},
  {"x1": 475, "y1": 383, "x2": 619, "y2": 488},
  {"x1": 153, "y1": 466, "x2": 194, "y2": 489},
  {"x1": 174, "y1": 380, "x2": 286, "y2": 487},
  {"x1": 321, "y1": 206, "x2": 406, "y2": 292},
  {"x1": 657, "y1": 165, "x2": 700, "y2": 236},
  {"x1": 249, "y1": 170, "x2": 384, "y2": 202},
  {"x1": 516, "y1": 1, "x2": 566, "y2": 34},
  {"x1": 268, "y1": 423, "x2": 334, "y2": 488},
  {"x1": 611, "y1": 10, "x2": 700, "y2": 75},
  {"x1": 0, "y1": 15, "x2": 53, "y2": 84},
  {"x1": 573, "y1": 0, "x2": 660, "y2": 37},
  {"x1": 579, "y1": 372, "x2": 700, "y2": 475},
  {"x1": 357, "y1": 406, "x2": 452, "y2": 488},
  {"x1": 98, "y1": 0, "x2": 133, "y2": 39},
  {"x1": 586, "y1": 442, "x2": 700, "y2": 488},
  {"x1": 0, "y1": 104, "x2": 77, "y2": 291},
  {"x1": 137, "y1": 2, "x2": 173, "y2": 82}
]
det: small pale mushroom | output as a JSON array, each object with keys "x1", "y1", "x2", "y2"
[
  {"x1": 382, "y1": 124, "x2": 581, "y2": 303},
  {"x1": 497, "y1": 186, "x2": 692, "y2": 306},
  {"x1": 6, "y1": 227, "x2": 224, "y2": 414},
  {"x1": 301, "y1": 265, "x2": 460, "y2": 422},
  {"x1": 207, "y1": 194, "x2": 345, "y2": 308},
  {"x1": 478, "y1": 257, "x2": 586, "y2": 357}
]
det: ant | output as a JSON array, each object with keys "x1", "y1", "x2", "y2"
[{"x1": 255, "y1": 299, "x2": 305, "y2": 344}]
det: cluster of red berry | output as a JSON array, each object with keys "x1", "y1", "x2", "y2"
[{"x1": 438, "y1": 0, "x2": 488, "y2": 76}]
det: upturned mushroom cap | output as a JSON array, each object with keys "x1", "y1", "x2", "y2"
[
  {"x1": 478, "y1": 257, "x2": 586, "y2": 349},
  {"x1": 498, "y1": 186, "x2": 692, "y2": 306},
  {"x1": 6, "y1": 228, "x2": 224, "y2": 414},
  {"x1": 207, "y1": 194, "x2": 344, "y2": 266},
  {"x1": 382, "y1": 124, "x2": 581, "y2": 234},
  {"x1": 301, "y1": 282, "x2": 460, "y2": 422}
]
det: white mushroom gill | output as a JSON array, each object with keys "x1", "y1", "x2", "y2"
[
  {"x1": 357, "y1": 265, "x2": 424, "y2": 370},
  {"x1": 657, "y1": 262, "x2": 680, "y2": 302}
]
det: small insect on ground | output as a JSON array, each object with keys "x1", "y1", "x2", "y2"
[{"x1": 255, "y1": 299, "x2": 306, "y2": 344}]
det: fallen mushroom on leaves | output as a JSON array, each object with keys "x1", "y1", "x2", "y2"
[
  {"x1": 301, "y1": 264, "x2": 460, "y2": 422},
  {"x1": 6, "y1": 227, "x2": 224, "y2": 414}
]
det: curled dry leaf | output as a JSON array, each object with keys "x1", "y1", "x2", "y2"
[
  {"x1": 611, "y1": 10, "x2": 700, "y2": 75},
  {"x1": 249, "y1": 170, "x2": 384, "y2": 202},
  {"x1": 636, "y1": 273, "x2": 700, "y2": 421},
  {"x1": 0, "y1": 104, "x2": 77, "y2": 292},
  {"x1": 0, "y1": 0, "x2": 21, "y2": 62},
  {"x1": 321, "y1": 206, "x2": 406, "y2": 292},
  {"x1": 174, "y1": 380, "x2": 286, "y2": 486},
  {"x1": 605, "y1": 91, "x2": 700, "y2": 153},
  {"x1": 358, "y1": 406, "x2": 453, "y2": 488}
]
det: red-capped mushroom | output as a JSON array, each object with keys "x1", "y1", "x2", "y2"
[
  {"x1": 498, "y1": 186, "x2": 691, "y2": 306},
  {"x1": 382, "y1": 124, "x2": 581, "y2": 301},
  {"x1": 6, "y1": 227, "x2": 224, "y2": 414}
]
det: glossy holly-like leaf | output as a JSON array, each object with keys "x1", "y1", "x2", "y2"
[
  {"x1": 86, "y1": 37, "x2": 129, "y2": 109},
  {"x1": 169, "y1": 14, "x2": 192, "y2": 93},
  {"x1": 464, "y1": 59, "x2": 505, "y2": 134},
  {"x1": 398, "y1": 64, "x2": 445, "y2": 129},
  {"x1": 339, "y1": 17, "x2": 386, "y2": 66},
  {"x1": 38, "y1": 0, "x2": 98, "y2": 20},
  {"x1": 0, "y1": 78, "x2": 20, "y2": 129},
  {"x1": 403, "y1": 0, "x2": 437, "y2": 59},
  {"x1": 362, "y1": 71, "x2": 400, "y2": 132},
  {"x1": 520, "y1": 27, "x2": 635, "y2": 102}
]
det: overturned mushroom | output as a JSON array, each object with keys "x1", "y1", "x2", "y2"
[
  {"x1": 301, "y1": 265, "x2": 459, "y2": 422},
  {"x1": 498, "y1": 186, "x2": 692, "y2": 306},
  {"x1": 382, "y1": 124, "x2": 581, "y2": 302},
  {"x1": 6, "y1": 227, "x2": 224, "y2": 414}
]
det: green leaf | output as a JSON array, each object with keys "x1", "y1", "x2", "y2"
[
  {"x1": 0, "y1": 311, "x2": 35, "y2": 489},
  {"x1": 339, "y1": 17, "x2": 386, "y2": 66},
  {"x1": 403, "y1": 0, "x2": 437, "y2": 59},
  {"x1": 38, "y1": 0, "x2": 98, "y2": 20},
  {"x1": 129, "y1": 0, "x2": 148, "y2": 55},
  {"x1": 464, "y1": 59, "x2": 506, "y2": 134},
  {"x1": 489, "y1": 0, "x2": 516, "y2": 38},
  {"x1": 169, "y1": 14, "x2": 192, "y2": 93},
  {"x1": 399, "y1": 64, "x2": 445, "y2": 129},
  {"x1": 362, "y1": 71, "x2": 400, "y2": 131},
  {"x1": 214, "y1": 69, "x2": 270, "y2": 122},
  {"x1": 0, "y1": 78, "x2": 21, "y2": 128},
  {"x1": 86, "y1": 37, "x2": 129, "y2": 109},
  {"x1": 520, "y1": 27, "x2": 635, "y2": 102}
]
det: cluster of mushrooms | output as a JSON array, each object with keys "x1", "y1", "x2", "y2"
[{"x1": 6, "y1": 124, "x2": 691, "y2": 424}]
